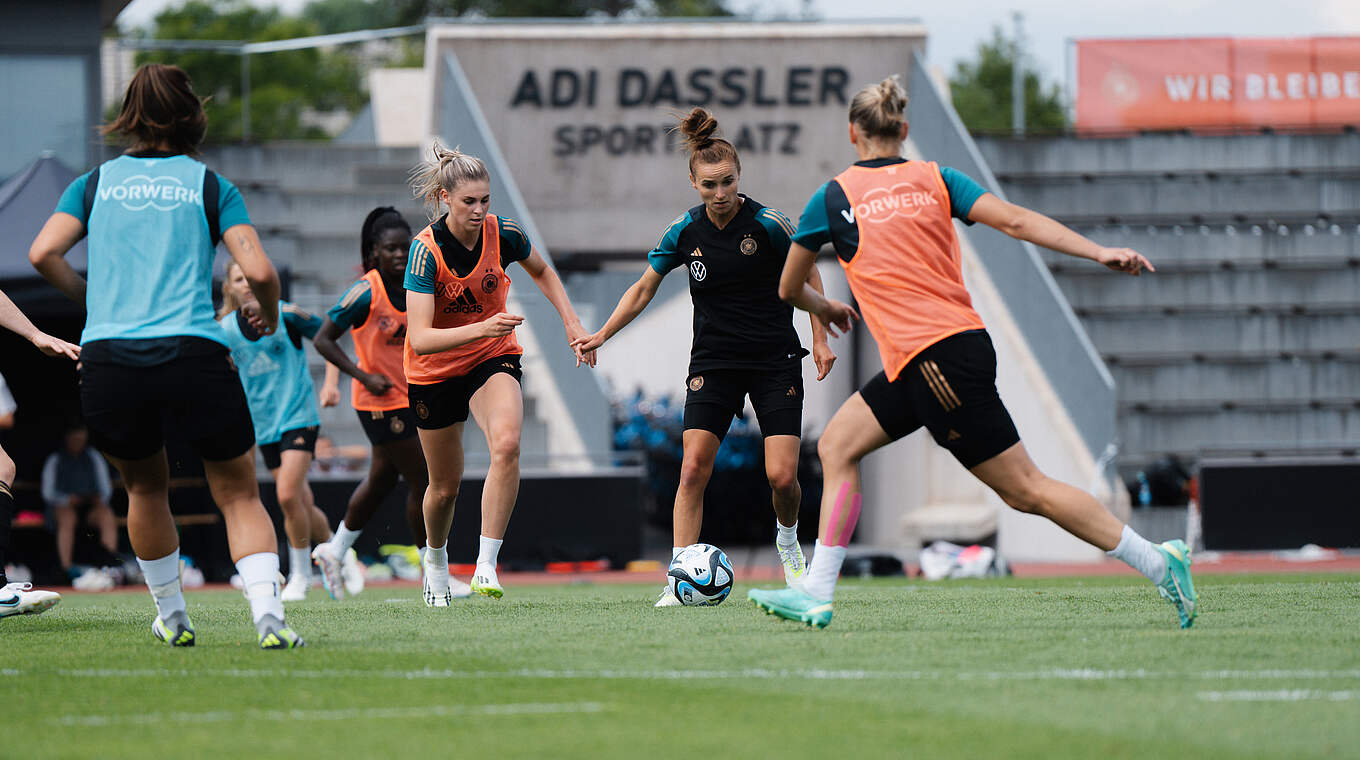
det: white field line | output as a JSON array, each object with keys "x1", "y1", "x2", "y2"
[
  {"x1": 1198, "y1": 690, "x2": 1360, "y2": 702},
  {"x1": 14, "y1": 667, "x2": 1360, "y2": 682},
  {"x1": 52, "y1": 701, "x2": 606, "y2": 727}
]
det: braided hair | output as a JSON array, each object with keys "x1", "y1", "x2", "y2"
[{"x1": 360, "y1": 206, "x2": 412, "y2": 272}]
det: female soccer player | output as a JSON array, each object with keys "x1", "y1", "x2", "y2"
[
  {"x1": 573, "y1": 108, "x2": 836, "y2": 607},
  {"x1": 29, "y1": 63, "x2": 303, "y2": 648},
  {"x1": 0, "y1": 289, "x2": 79, "y2": 619},
  {"x1": 311, "y1": 207, "x2": 431, "y2": 596},
  {"x1": 219, "y1": 261, "x2": 346, "y2": 602},
  {"x1": 405, "y1": 141, "x2": 594, "y2": 606},
  {"x1": 748, "y1": 76, "x2": 1196, "y2": 630}
]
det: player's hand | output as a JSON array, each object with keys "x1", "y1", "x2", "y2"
[
  {"x1": 319, "y1": 384, "x2": 341, "y2": 407},
  {"x1": 812, "y1": 341, "x2": 837, "y2": 381},
  {"x1": 1097, "y1": 247, "x2": 1154, "y2": 276},
  {"x1": 563, "y1": 322, "x2": 597, "y2": 368},
  {"x1": 570, "y1": 330, "x2": 608, "y2": 358},
  {"x1": 32, "y1": 332, "x2": 80, "y2": 360},
  {"x1": 241, "y1": 300, "x2": 277, "y2": 334},
  {"x1": 360, "y1": 372, "x2": 394, "y2": 397},
  {"x1": 820, "y1": 299, "x2": 860, "y2": 337},
  {"x1": 480, "y1": 312, "x2": 524, "y2": 339}
]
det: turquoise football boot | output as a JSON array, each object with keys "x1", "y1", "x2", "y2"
[
  {"x1": 1156, "y1": 539, "x2": 1198, "y2": 629},
  {"x1": 748, "y1": 586, "x2": 832, "y2": 629}
]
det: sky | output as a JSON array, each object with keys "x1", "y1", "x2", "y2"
[{"x1": 117, "y1": 0, "x2": 1360, "y2": 92}]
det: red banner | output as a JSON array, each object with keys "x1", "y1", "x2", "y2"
[{"x1": 1076, "y1": 37, "x2": 1360, "y2": 130}]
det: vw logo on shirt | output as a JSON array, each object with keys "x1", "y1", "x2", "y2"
[{"x1": 689, "y1": 261, "x2": 707, "y2": 281}]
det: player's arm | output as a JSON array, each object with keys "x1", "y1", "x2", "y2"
[
  {"x1": 29, "y1": 213, "x2": 88, "y2": 306},
  {"x1": 0, "y1": 287, "x2": 79, "y2": 360},
  {"x1": 312, "y1": 317, "x2": 392, "y2": 398},
  {"x1": 802, "y1": 263, "x2": 836, "y2": 381},
  {"x1": 406, "y1": 290, "x2": 520, "y2": 356},
  {"x1": 966, "y1": 194, "x2": 1154, "y2": 276},
  {"x1": 518, "y1": 247, "x2": 595, "y2": 368},
  {"x1": 223, "y1": 224, "x2": 281, "y2": 332},
  {"x1": 778, "y1": 244, "x2": 858, "y2": 337},
  {"x1": 571, "y1": 266, "x2": 664, "y2": 358}
]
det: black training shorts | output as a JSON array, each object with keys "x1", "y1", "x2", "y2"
[
  {"x1": 259, "y1": 426, "x2": 319, "y2": 470},
  {"x1": 79, "y1": 350, "x2": 256, "y2": 463},
  {"x1": 356, "y1": 407, "x2": 419, "y2": 446},
  {"x1": 859, "y1": 329, "x2": 1020, "y2": 469},
  {"x1": 683, "y1": 362, "x2": 803, "y2": 441},
  {"x1": 407, "y1": 354, "x2": 523, "y2": 430}
]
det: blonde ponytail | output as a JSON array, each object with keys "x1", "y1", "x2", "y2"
[
  {"x1": 409, "y1": 139, "x2": 490, "y2": 219},
  {"x1": 848, "y1": 75, "x2": 909, "y2": 140}
]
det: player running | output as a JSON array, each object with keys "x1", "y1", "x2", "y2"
[
  {"x1": 748, "y1": 76, "x2": 1197, "y2": 630},
  {"x1": 29, "y1": 63, "x2": 303, "y2": 648},
  {"x1": 405, "y1": 141, "x2": 595, "y2": 606},
  {"x1": 573, "y1": 108, "x2": 835, "y2": 607},
  {"x1": 311, "y1": 207, "x2": 430, "y2": 597},
  {"x1": 0, "y1": 289, "x2": 79, "y2": 619},
  {"x1": 219, "y1": 262, "x2": 353, "y2": 602}
]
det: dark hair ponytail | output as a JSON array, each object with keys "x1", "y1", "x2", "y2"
[
  {"x1": 674, "y1": 107, "x2": 741, "y2": 176},
  {"x1": 103, "y1": 63, "x2": 207, "y2": 154},
  {"x1": 360, "y1": 206, "x2": 411, "y2": 271}
]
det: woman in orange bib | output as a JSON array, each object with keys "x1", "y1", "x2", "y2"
[
  {"x1": 404, "y1": 142, "x2": 594, "y2": 606},
  {"x1": 312, "y1": 207, "x2": 429, "y2": 597},
  {"x1": 749, "y1": 77, "x2": 1198, "y2": 631}
]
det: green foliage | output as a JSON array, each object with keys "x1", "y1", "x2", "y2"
[
  {"x1": 125, "y1": 0, "x2": 732, "y2": 143},
  {"x1": 130, "y1": 0, "x2": 364, "y2": 142},
  {"x1": 949, "y1": 26, "x2": 1067, "y2": 134}
]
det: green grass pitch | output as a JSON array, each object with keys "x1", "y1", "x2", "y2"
[{"x1": 6, "y1": 573, "x2": 1358, "y2": 759}]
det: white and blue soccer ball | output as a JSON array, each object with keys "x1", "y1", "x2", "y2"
[{"x1": 667, "y1": 543, "x2": 734, "y2": 606}]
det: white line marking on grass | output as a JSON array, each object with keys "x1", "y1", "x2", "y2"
[
  {"x1": 1199, "y1": 690, "x2": 1360, "y2": 702},
  {"x1": 52, "y1": 702, "x2": 606, "y2": 727},
  {"x1": 383, "y1": 598, "x2": 411, "y2": 603},
  {"x1": 30, "y1": 667, "x2": 1360, "y2": 682}
]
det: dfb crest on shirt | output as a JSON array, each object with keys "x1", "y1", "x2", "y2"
[
  {"x1": 481, "y1": 272, "x2": 499, "y2": 294},
  {"x1": 689, "y1": 261, "x2": 707, "y2": 281},
  {"x1": 739, "y1": 236, "x2": 757, "y2": 255}
]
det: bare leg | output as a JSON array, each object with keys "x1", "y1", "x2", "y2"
[
  {"x1": 814, "y1": 394, "x2": 893, "y2": 545},
  {"x1": 271, "y1": 450, "x2": 316, "y2": 550},
  {"x1": 341, "y1": 446, "x2": 399, "y2": 532},
  {"x1": 89, "y1": 499, "x2": 120, "y2": 556},
  {"x1": 202, "y1": 451, "x2": 277, "y2": 562},
  {"x1": 417, "y1": 423, "x2": 464, "y2": 550},
  {"x1": 468, "y1": 375, "x2": 523, "y2": 541},
  {"x1": 384, "y1": 436, "x2": 430, "y2": 547},
  {"x1": 763, "y1": 435, "x2": 802, "y2": 528},
  {"x1": 672, "y1": 430, "x2": 720, "y2": 547},
  {"x1": 106, "y1": 453, "x2": 178, "y2": 562},
  {"x1": 52, "y1": 504, "x2": 78, "y2": 572},
  {"x1": 969, "y1": 442, "x2": 1123, "y2": 551}
]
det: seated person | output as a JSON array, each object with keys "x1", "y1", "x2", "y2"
[{"x1": 42, "y1": 425, "x2": 118, "y2": 586}]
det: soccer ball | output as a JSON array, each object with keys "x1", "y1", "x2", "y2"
[{"x1": 667, "y1": 543, "x2": 734, "y2": 606}]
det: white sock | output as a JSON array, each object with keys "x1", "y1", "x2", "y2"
[
  {"x1": 137, "y1": 550, "x2": 186, "y2": 618},
  {"x1": 776, "y1": 521, "x2": 798, "y2": 547},
  {"x1": 288, "y1": 546, "x2": 312, "y2": 580},
  {"x1": 419, "y1": 546, "x2": 427, "y2": 565},
  {"x1": 801, "y1": 540, "x2": 847, "y2": 601},
  {"x1": 425, "y1": 543, "x2": 448, "y2": 569},
  {"x1": 331, "y1": 521, "x2": 362, "y2": 555},
  {"x1": 477, "y1": 535, "x2": 503, "y2": 569},
  {"x1": 236, "y1": 552, "x2": 285, "y2": 623},
  {"x1": 1108, "y1": 525, "x2": 1167, "y2": 583}
]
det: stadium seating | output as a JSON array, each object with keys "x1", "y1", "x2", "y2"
[{"x1": 975, "y1": 133, "x2": 1360, "y2": 472}]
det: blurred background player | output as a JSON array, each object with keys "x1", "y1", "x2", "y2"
[
  {"x1": 29, "y1": 63, "x2": 302, "y2": 648},
  {"x1": 405, "y1": 141, "x2": 594, "y2": 606},
  {"x1": 312, "y1": 206, "x2": 430, "y2": 597},
  {"x1": 41, "y1": 423, "x2": 118, "y2": 588},
  {"x1": 219, "y1": 261, "x2": 355, "y2": 601},
  {"x1": 573, "y1": 108, "x2": 836, "y2": 607},
  {"x1": 0, "y1": 289, "x2": 78, "y2": 619},
  {"x1": 749, "y1": 76, "x2": 1196, "y2": 630}
]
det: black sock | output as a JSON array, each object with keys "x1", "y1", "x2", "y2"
[{"x1": 0, "y1": 481, "x2": 13, "y2": 587}]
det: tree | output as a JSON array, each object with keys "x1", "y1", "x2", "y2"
[
  {"x1": 948, "y1": 26, "x2": 1067, "y2": 134},
  {"x1": 129, "y1": 1, "x2": 365, "y2": 142}
]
